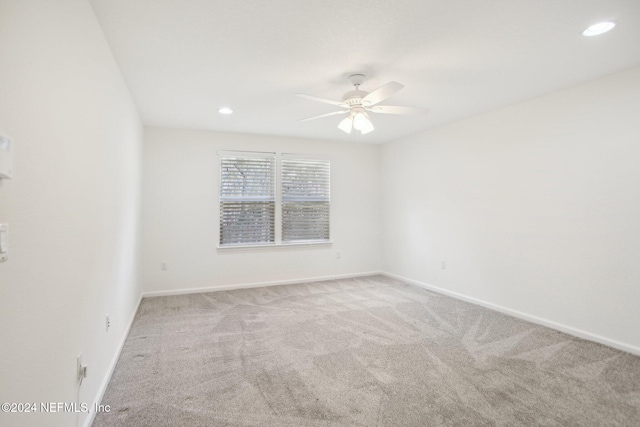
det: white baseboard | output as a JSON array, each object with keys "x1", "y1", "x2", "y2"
[
  {"x1": 142, "y1": 271, "x2": 383, "y2": 298},
  {"x1": 382, "y1": 271, "x2": 640, "y2": 357},
  {"x1": 83, "y1": 294, "x2": 143, "y2": 427}
]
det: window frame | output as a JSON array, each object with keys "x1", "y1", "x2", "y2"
[{"x1": 217, "y1": 150, "x2": 332, "y2": 249}]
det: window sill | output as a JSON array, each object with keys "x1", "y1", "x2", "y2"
[{"x1": 217, "y1": 241, "x2": 332, "y2": 250}]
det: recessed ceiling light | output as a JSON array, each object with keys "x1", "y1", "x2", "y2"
[
  {"x1": 218, "y1": 107, "x2": 234, "y2": 115},
  {"x1": 582, "y1": 21, "x2": 616, "y2": 37}
]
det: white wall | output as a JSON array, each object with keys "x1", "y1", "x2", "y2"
[
  {"x1": 0, "y1": 1, "x2": 143, "y2": 427},
  {"x1": 142, "y1": 128, "x2": 381, "y2": 293},
  {"x1": 381, "y1": 66, "x2": 640, "y2": 353}
]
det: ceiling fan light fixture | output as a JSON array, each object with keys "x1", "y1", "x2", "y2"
[
  {"x1": 338, "y1": 115, "x2": 353, "y2": 133},
  {"x1": 353, "y1": 111, "x2": 374, "y2": 134},
  {"x1": 359, "y1": 120, "x2": 375, "y2": 134}
]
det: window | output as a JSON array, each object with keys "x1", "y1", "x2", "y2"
[
  {"x1": 281, "y1": 155, "x2": 330, "y2": 242},
  {"x1": 219, "y1": 152, "x2": 275, "y2": 246},
  {"x1": 219, "y1": 151, "x2": 330, "y2": 247}
]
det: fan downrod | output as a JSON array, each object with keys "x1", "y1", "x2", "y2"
[{"x1": 348, "y1": 74, "x2": 366, "y2": 89}]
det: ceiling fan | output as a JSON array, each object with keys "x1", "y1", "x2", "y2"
[{"x1": 297, "y1": 74, "x2": 428, "y2": 135}]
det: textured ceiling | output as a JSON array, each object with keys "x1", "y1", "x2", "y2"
[{"x1": 89, "y1": 0, "x2": 640, "y2": 144}]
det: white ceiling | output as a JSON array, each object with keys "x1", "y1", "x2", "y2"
[{"x1": 89, "y1": 0, "x2": 640, "y2": 144}]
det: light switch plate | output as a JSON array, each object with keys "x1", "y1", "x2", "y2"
[
  {"x1": 0, "y1": 135, "x2": 12, "y2": 179},
  {"x1": 0, "y1": 224, "x2": 8, "y2": 262}
]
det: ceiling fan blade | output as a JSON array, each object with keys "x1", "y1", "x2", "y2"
[
  {"x1": 368, "y1": 105, "x2": 429, "y2": 115},
  {"x1": 361, "y1": 81, "x2": 404, "y2": 106},
  {"x1": 298, "y1": 110, "x2": 347, "y2": 122},
  {"x1": 296, "y1": 93, "x2": 346, "y2": 107}
]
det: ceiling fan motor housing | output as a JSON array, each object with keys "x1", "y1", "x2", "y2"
[{"x1": 342, "y1": 90, "x2": 369, "y2": 107}]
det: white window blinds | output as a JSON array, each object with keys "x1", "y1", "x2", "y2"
[
  {"x1": 219, "y1": 152, "x2": 275, "y2": 246},
  {"x1": 281, "y1": 156, "x2": 330, "y2": 242}
]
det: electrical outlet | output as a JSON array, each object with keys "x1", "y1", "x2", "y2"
[
  {"x1": 336, "y1": 252, "x2": 341, "y2": 259},
  {"x1": 106, "y1": 314, "x2": 111, "y2": 332},
  {"x1": 441, "y1": 261, "x2": 446, "y2": 270},
  {"x1": 161, "y1": 261, "x2": 168, "y2": 271},
  {"x1": 77, "y1": 354, "x2": 87, "y2": 384}
]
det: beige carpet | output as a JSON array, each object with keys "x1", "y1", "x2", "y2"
[{"x1": 93, "y1": 275, "x2": 640, "y2": 426}]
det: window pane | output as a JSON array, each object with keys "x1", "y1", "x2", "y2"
[
  {"x1": 220, "y1": 154, "x2": 275, "y2": 245},
  {"x1": 281, "y1": 157, "x2": 330, "y2": 242}
]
